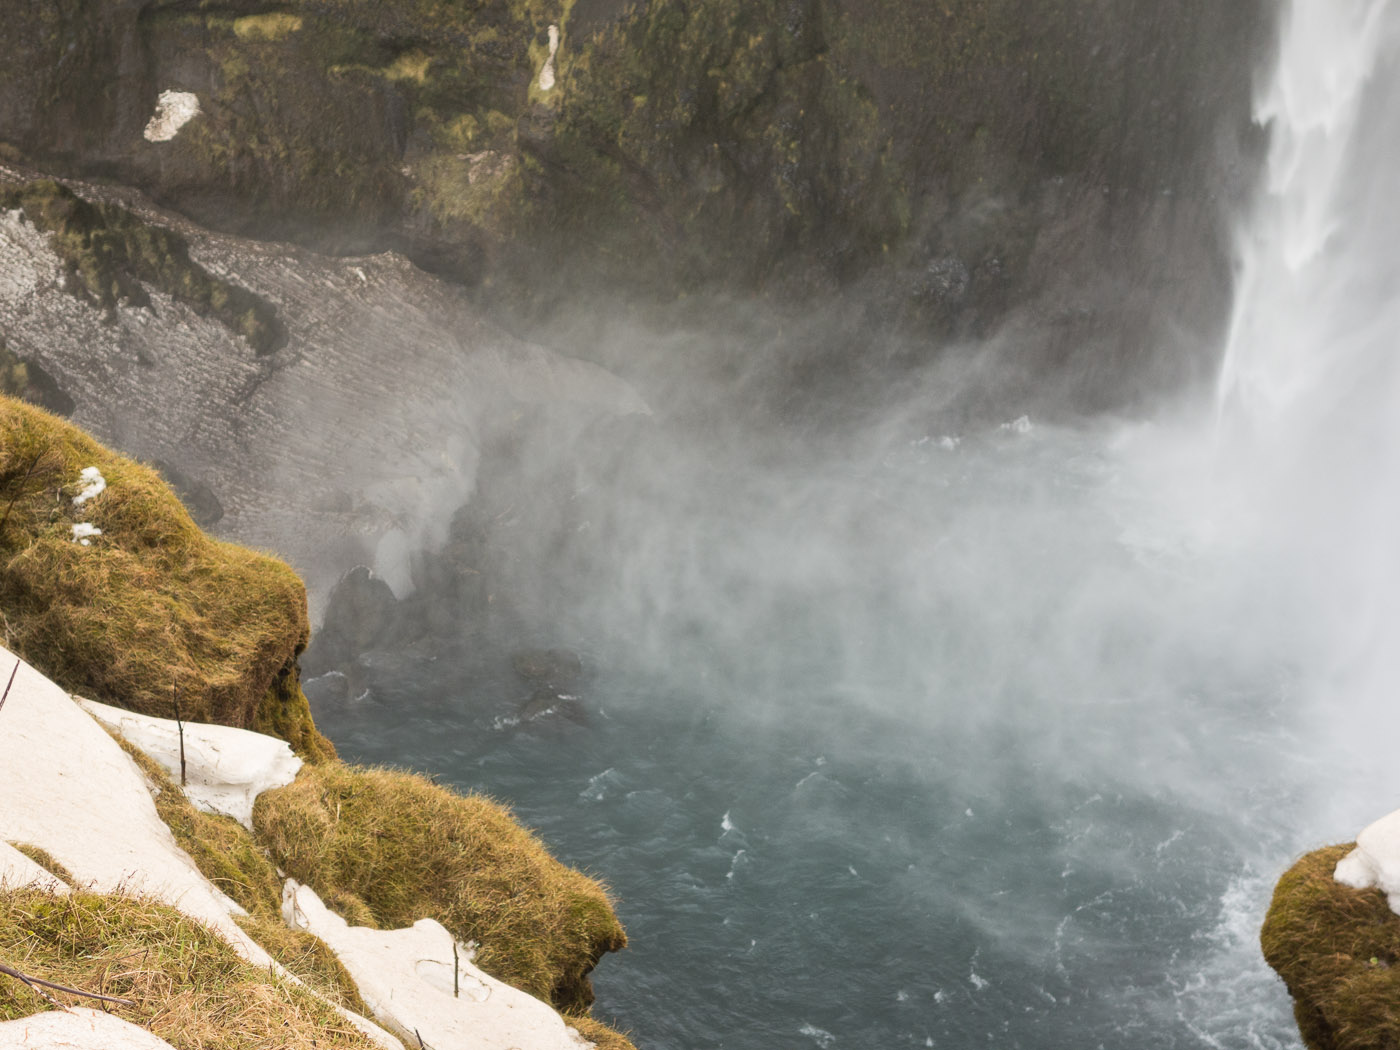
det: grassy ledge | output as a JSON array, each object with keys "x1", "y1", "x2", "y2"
[
  {"x1": 0, "y1": 397, "x2": 332, "y2": 760},
  {"x1": 254, "y1": 762, "x2": 628, "y2": 1015},
  {"x1": 1262, "y1": 843, "x2": 1400, "y2": 1050},
  {"x1": 0, "y1": 887, "x2": 381, "y2": 1049}
]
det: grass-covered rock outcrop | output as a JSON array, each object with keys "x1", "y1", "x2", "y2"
[
  {"x1": 254, "y1": 762, "x2": 628, "y2": 1015},
  {"x1": 0, "y1": 396, "x2": 331, "y2": 758},
  {"x1": 1262, "y1": 843, "x2": 1400, "y2": 1050}
]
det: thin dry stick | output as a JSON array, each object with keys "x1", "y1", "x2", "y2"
[
  {"x1": 0, "y1": 657, "x2": 20, "y2": 716},
  {"x1": 452, "y1": 939, "x2": 459, "y2": 999},
  {"x1": 172, "y1": 683, "x2": 186, "y2": 787},
  {"x1": 0, "y1": 960, "x2": 135, "y2": 1006}
]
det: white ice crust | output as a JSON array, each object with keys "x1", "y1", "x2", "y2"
[
  {"x1": 1335, "y1": 808, "x2": 1400, "y2": 911},
  {"x1": 76, "y1": 697, "x2": 303, "y2": 830},
  {"x1": 0, "y1": 1008, "x2": 180, "y2": 1050},
  {"x1": 143, "y1": 91, "x2": 201, "y2": 142},
  {"x1": 282, "y1": 879, "x2": 596, "y2": 1050}
]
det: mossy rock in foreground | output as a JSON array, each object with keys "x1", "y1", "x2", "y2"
[
  {"x1": 255, "y1": 762, "x2": 630, "y2": 1019},
  {"x1": 0, "y1": 887, "x2": 380, "y2": 1049},
  {"x1": 1262, "y1": 843, "x2": 1400, "y2": 1050},
  {"x1": 0, "y1": 397, "x2": 332, "y2": 760}
]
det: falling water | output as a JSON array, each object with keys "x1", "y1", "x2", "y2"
[{"x1": 1218, "y1": 0, "x2": 1400, "y2": 820}]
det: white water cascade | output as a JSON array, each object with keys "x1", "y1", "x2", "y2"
[{"x1": 1217, "y1": 0, "x2": 1400, "y2": 821}]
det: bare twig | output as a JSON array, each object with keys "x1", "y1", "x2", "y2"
[
  {"x1": 172, "y1": 683, "x2": 186, "y2": 787},
  {"x1": 0, "y1": 657, "x2": 19, "y2": 716},
  {"x1": 0, "y1": 960, "x2": 134, "y2": 1006},
  {"x1": 452, "y1": 939, "x2": 459, "y2": 999}
]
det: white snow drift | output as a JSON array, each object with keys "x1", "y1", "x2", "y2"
[
  {"x1": 283, "y1": 879, "x2": 594, "y2": 1050},
  {"x1": 0, "y1": 1008, "x2": 180, "y2": 1050},
  {"x1": 1335, "y1": 808, "x2": 1400, "y2": 911},
  {"x1": 77, "y1": 697, "x2": 302, "y2": 829}
]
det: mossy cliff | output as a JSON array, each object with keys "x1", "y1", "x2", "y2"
[
  {"x1": 0, "y1": 396, "x2": 330, "y2": 757},
  {"x1": 0, "y1": 397, "x2": 635, "y2": 1047},
  {"x1": 0, "y1": 0, "x2": 1273, "y2": 409},
  {"x1": 1262, "y1": 844, "x2": 1400, "y2": 1050}
]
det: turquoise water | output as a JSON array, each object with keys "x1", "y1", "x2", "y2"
[{"x1": 316, "y1": 417, "x2": 1323, "y2": 1050}]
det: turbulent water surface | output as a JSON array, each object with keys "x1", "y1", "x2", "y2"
[{"x1": 319, "y1": 0, "x2": 1400, "y2": 1047}]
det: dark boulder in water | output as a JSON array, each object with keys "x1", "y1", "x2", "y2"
[{"x1": 512, "y1": 648, "x2": 584, "y2": 687}]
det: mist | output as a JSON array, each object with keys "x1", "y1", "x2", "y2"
[{"x1": 294, "y1": 1, "x2": 1400, "y2": 1045}]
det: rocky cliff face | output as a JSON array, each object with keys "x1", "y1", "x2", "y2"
[
  {"x1": 0, "y1": 0, "x2": 1275, "y2": 414},
  {"x1": 0, "y1": 167, "x2": 648, "y2": 616}
]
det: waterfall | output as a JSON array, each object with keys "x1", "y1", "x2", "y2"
[{"x1": 1217, "y1": 0, "x2": 1400, "y2": 817}]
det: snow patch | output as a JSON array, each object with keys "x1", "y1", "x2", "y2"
[
  {"x1": 72, "y1": 466, "x2": 105, "y2": 506},
  {"x1": 538, "y1": 24, "x2": 561, "y2": 91},
  {"x1": 70, "y1": 522, "x2": 102, "y2": 546},
  {"x1": 77, "y1": 697, "x2": 302, "y2": 830},
  {"x1": 282, "y1": 879, "x2": 596, "y2": 1049},
  {"x1": 143, "y1": 90, "x2": 201, "y2": 142},
  {"x1": 1336, "y1": 808, "x2": 1400, "y2": 911},
  {"x1": 0, "y1": 841, "x2": 69, "y2": 894},
  {"x1": 0, "y1": 1008, "x2": 180, "y2": 1050}
]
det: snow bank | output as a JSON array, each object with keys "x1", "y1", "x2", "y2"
[
  {"x1": 0, "y1": 1008, "x2": 179, "y2": 1050},
  {"x1": 1335, "y1": 808, "x2": 1400, "y2": 910},
  {"x1": 77, "y1": 697, "x2": 302, "y2": 829},
  {"x1": 0, "y1": 647, "x2": 399, "y2": 1050},
  {"x1": 282, "y1": 879, "x2": 595, "y2": 1050}
]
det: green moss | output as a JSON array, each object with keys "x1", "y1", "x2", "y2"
[
  {"x1": 254, "y1": 763, "x2": 631, "y2": 1026},
  {"x1": 233, "y1": 13, "x2": 305, "y2": 41},
  {"x1": 253, "y1": 664, "x2": 337, "y2": 764},
  {"x1": 0, "y1": 397, "x2": 319, "y2": 749},
  {"x1": 1262, "y1": 843, "x2": 1400, "y2": 1050},
  {"x1": 1, "y1": 181, "x2": 286, "y2": 354},
  {"x1": 6, "y1": 843, "x2": 73, "y2": 884},
  {"x1": 0, "y1": 887, "x2": 379, "y2": 1048}
]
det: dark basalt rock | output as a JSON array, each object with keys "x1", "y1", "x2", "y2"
[{"x1": 0, "y1": 0, "x2": 1276, "y2": 413}]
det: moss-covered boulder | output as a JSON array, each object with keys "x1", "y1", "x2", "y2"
[
  {"x1": 1262, "y1": 843, "x2": 1400, "y2": 1050},
  {"x1": 254, "y1": 762, "x2": 628, "y2": 1016},
  {"x1": 0, "y1": 396, "x2": 331, "y2": 759}
]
